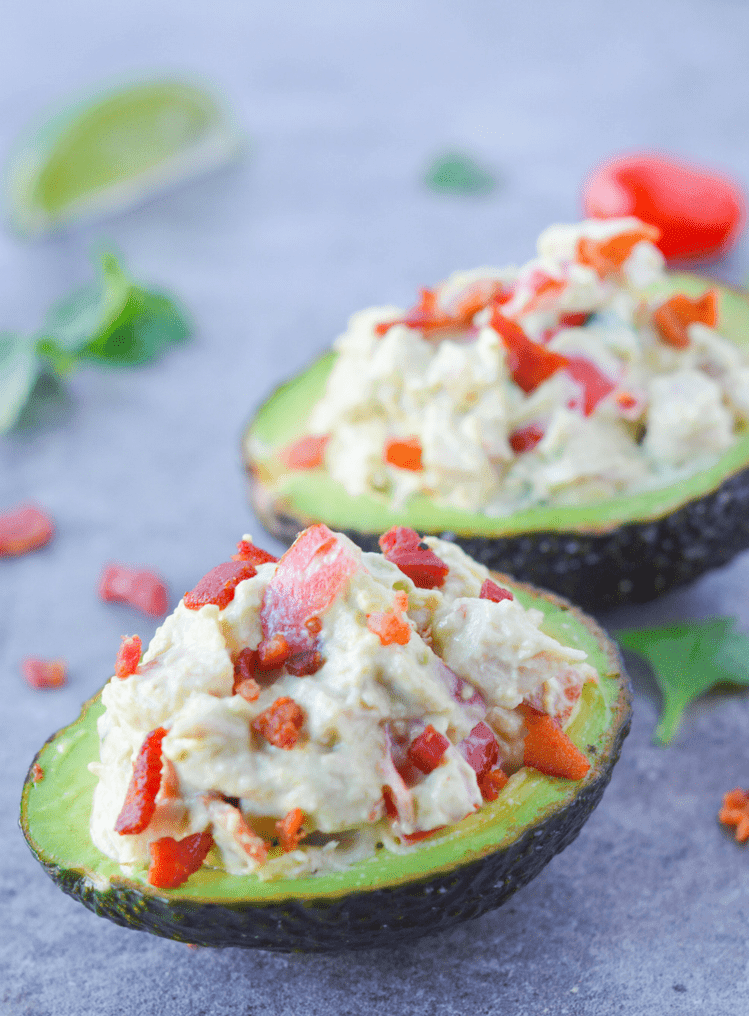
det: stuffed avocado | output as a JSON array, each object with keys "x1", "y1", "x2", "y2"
[
  {"x1": 243, "y1": 219, "x2": 749, "y2": 611},
  {"x1": 21, "y1": 526, "x2": 630, "y2": 951}
]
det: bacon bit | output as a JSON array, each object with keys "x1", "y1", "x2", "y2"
[
  {"x1": 158, "y1": 758, "x2": 181, "y2": 800},
  {"x1": 564, "y1": 356, "x2": 617, "y2": 416},
  {"x1": 402, "y1": 826, "x2": 447, "y2": 844},
  {"x1": 384, "y1": 436, "x2": 423, "y2": 471},
  {"x1": 280, "y1": 434, "x2": 330, "y2": 470},
  {"x1": 235, "y1": 678, "x2": 261, "y2": 701},
  {"x1": 276, "y1": 808, "x2": 305, "y2": 852},
  {"x1": 257, "y1": 632, "x2": 292, "y2": 669},
  {"x1": 148, "y1": 831, "x2": 213, "y2": 889},
  {"x1": 509, "y1": 424, "x2": 544, "y2": 454},
  {"x1": 616, "y1": 391, "x2": 638, "y2": 411},
  {"x1": 719, "y1": 788, "x2": 749, "y2": 842},
  {"x1": 479, "y1": 579, "x2": 513, "y2": 603},
  {"x1": 22, "y1": 658, "x2": 67, "y2": 690},
  {"x1": 520, "y1": 705, "x2": 590, "y2": 780},
  {"x1": 304, "y1": 616, "x2": 322, "y2": 635},
  {"x1": 477, "y1": 768, "x2": 509, "y2": 801},
  {"x1": 99, "y1": 564, "x2": 169, "y2": 617},
  {"x1": 0, "y1": 504, "x2": 54, "y2": 557},
  {"x1": 114, "y1": 634, "x2": 142, "y2": 679},
  {"x1": 491, "y1": 309, "x2": 569, "y2": 394},
  {"x1": 458, "y1": 721, "x2": 500, "y2": 780},
  {"x1": 184, "y1": 560, "x2": 256, "y2": 611},
  {"x1": 367, "y1": 591, "x2": 412, "y2": 647},
  {"x1": 285, "y1": 650, "x2": 324, "y2": 676},
  {"x1": 558, "y1": 312, "x2": 590, "y2": 328},
  {"x1": 114, "y1": 727, "x2": 168, "y2": 835},
  {"x1": 252, "y1": 697, "x2": 305, "y2": 749},
  {"x1": 375, "y1": 281, "x2": 512, "y2": 339},
  {"x1": 31, "y1": 763, "x2": 44, "y2": 783},
  {"x1": 407, "y1": 725, "x2": 450, "y2": 774},
  {"x1": 652, "y1": 289, "x2": 719, "y2": 349},
  {"x1": 232, "y1": 540, "x2": 278, "y2": 565},
  {"x1": 576, "y1": 225, "x2": 661, "y2": 278},
  {"x1": 379, "y1": 526, "x2": 449, "y2": 589}
]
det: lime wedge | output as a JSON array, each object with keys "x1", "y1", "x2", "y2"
[{"x1": 4, "y1": 79, "x2": 242, "y2": 237}]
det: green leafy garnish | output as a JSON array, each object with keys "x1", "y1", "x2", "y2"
[
  {"x1": 424, "y1": 151, "x2": 497, "y2": 195},
  {"x1": 1, "y1": 251, "x2": 190, "y2": 433},
  {"x1": 616, "y1": 618, "x2": 749, "y2": 745}
]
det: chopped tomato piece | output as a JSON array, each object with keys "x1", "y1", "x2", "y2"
[
  {"x1": 367, "y1": 592, "x2": 411, "y2": 646},
  {"x1": 458, "y1": 722, "x2": 500, "y2": 780},
  {"x1": 184, "y1": 560, "x2": 256, "y2": 611},
  {"x1": 564, "y1": 356, "x2": 617, "y2": 416},
  {"x1": 232, "y1": 540, "x2": 278, "y2": 565},
  {"x1": 480, "y1": 579, "x2": 513, "y2": 603},
  {"x1": 252, "y1": 697, "x2": 305, "y2": 749},
  {"x1": 576, "y1": 225, "x2": 660, "y2": 278},
  {"x1": 21, "y1": 657, "x2": 67, "y2": 690},
  {"x1": 491, "y1": 309, "x2": 569, "y2": 394},
  {"x1": 378, "y1": 526, "x2": 449, "y2": 589},
  {"x1": 99, "y1": 564, "x2": 169, "y2": 617},
  {"x1": 478, "y1": 768, "x2": 509, "y2": 801},
  {"x1": 114, "y1": 727, "x2": 168, "y2": 835},
  {"x1": 276, "y1": 808, "x2": 305, "y2": 852},
  {"x1": 652, "y1": 290, "x2": 719, "y2": 349},
  {"x1": 520, "y1": 706, "x2": 590, "y2": 780},
  {"x1": 114, "y1": 634, "x2": 142, "y2": 679},
  {"x1": 719, "y1": 788, "x2": 749, "y2": 843},
  {"x1": 148, "y1": 831, "x2": 213, "y2": 889},
  {"x1": 31, "y1": 763, "x2": 44, "y2": 783},
  {"x1": 384, "y1": 436, "x2": 423, "y2": 471},
  {"x1": 509, "y1": 424, "x2": 544, "y2": 454},
  {"x1": 375, "y1": 280, "x2": 511, "y2": 338},
  {"x1": 280, "y1": 434, "x2": 330, "y2": 470},
  {"x1": 0, "y1": 504, "x2": 54, "y2": 557},
  {"x1": 407, "y1": 725, "x2": 450, "y2": 774}
]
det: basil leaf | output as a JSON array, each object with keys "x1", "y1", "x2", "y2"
[
  {"x1": 0, "y1": 332, "x2": 42, "y2": 433},
  {"x1": 425, "y1": 151, "x2": 497, "y2": 195}
]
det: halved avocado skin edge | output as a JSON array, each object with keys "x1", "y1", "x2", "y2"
[{"x1": 20, "y1": 588, "x2": 631, "y2": 952}]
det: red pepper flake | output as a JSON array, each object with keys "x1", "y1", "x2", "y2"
[
  {"x1": 0, "y1": 504, "x2": 54, "y2": 557},
  {"x1": 520, "y1": 705, "x2": 590, "y2": 780},
  {"x1": 184, "y1": 560, "x2": 256, "y2": 611},
  {"x1": 480, "y1": 578, "x2": 513, "y2": 603},
  {"x1": 22, "y1": 658, "x2": 67, "y2": 690},
  {"x1": 477, "y1": 768, "x2": 509, "y2": 801},
  {"x1": 384, "y1": 436, "x2": 423, "y2": 471},
  {"x1": 114, "y1": 634, "x2": 142, "y2": 679},
  {"x1": 232, "y1": 540, "x2": 278, "y2": 565},
  {"x1": 252, "y1": 697, "x2": 305, "y2": 749},
  {"x1": 114, "y1": 727, "x2": 168, "y2": 835},
  {"x1": 509, "y1": 424, "x2": 544, "y2": 454},
  {"x1": 276, "y1": 807, "x2": 305, "y2": 852},
  {"x1": 378, "y1": 526, "x2": 449, "y2": 589},
  {"x1": 491, "y1": 309, "x2": 569, "y2": 394},
  {"x1": 576, "y1": 225, "x2": 661, "y2": 278},
  {"x1": 407, "y1": 725, "x2": 450, "y2": 774},
  {"x1": 31, "y1": 763, "x2": 44, "y2": 783},
  {"x1": 99, "y1": 564, "x2": 169, "y2": 617},
  {"x1": 719, "y1": 788, "x2": 749, "y2": 843},
  {"x1": 367, "y1": 591, "x2": 411, "y2": 647},
  {"x1": 148, "y1": 831, "x2": 213, "y2": 889},
  {"x1": 652, "y1": 290, "x2": 719, "y2": 349},
  {"x1": 280, "y1": 434, "x2": 330, "y2": 470}
]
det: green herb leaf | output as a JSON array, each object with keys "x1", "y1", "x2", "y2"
[
  {"x1": 616, "y1": 618, "x2": 749, "y2": 745},
  {"x1": 424, "y1": 151, "x2": 497, "y2": 195},
  {"x1": 0, "y1": 332, "x2": 42, "y2": 432}
]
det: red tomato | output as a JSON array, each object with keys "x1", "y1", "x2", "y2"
[
  {"x1": 583, "y1": 154, "x2": 745, "y2": 262},
  {"x1": 378, "y1": 526, "x2": 449, "y2": 589},
  {"x1": 407, "y1": 725, "x2": 450, "y2": 774}
]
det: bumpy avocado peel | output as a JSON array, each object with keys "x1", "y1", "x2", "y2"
[
  {"x1": 244, "y1": 274, "x2": 749, "y2": 611},
  {"x1": 21, "y1": 582, "x2": 630, "y2": 952}
]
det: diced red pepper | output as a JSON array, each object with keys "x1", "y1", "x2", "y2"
[
  {"x1": 520, "y1": 706, "x2": 590, "y2": 780},
  {"x1": 491, "y1": 309, "x2": 569, "y2": 394},
  {"x1": 232, "y1": 540, "x2": 278, "y2": 565},
  {"x1": 558, "y1": 312, "x2": 590, "y2": 328},
  {"x1": 184, "y1": 560, "x2": 256, "y2": 611},
  {"x1": 21, "y1": 658, "x2": 67, "y2": 690},
  {"x1": 509, "y1": 424, "x2": 545, "y2": 454},
  {"x1": 576, "y1": 225, "x2": 661, "y2": 278},
  {"x1": 582, "y1": 154, "x2": 746, "y2": 262},
  {"x1": 378, "y1": 526, "x2": 449, "y2": 589},
  {"x1": 480, "y1": 578, "x2": 513, "y2": 603},
  {"x1": 407, "y1": 725, "x2": 450, "y2": 774},
  {"x1": 652, "y1": 290, "x2": 719, "y2": 349},
  {"x1": 280, "y1": 434, "x2": 330, "y2": 470},
  {"x1": 719, "y1": 788, "x2": 749, "y2": 843},
  {"x1": 148, "y1": 831, "x2": 213, "y2": 889},
  {"x1": 99, "y1": 564, "x2": 169, "y2": 617},
  {"x1": 375, "y1": 280, "x2": 512, "y2": 338},
  {"x1": 114, "y1": 727, "x2": 168, "y2": 835},
  {"x1": 564, "y1": 356, "x2": 617, "y2": 416},
  {"x1": 0, "y1": 504, "x2": 54, "y2": 557},
  {"x1": 458, "y1": 721, "x2": 500, "y2": 780},
  {"x1": 367, "y1": 591, "x2": 411, "y2": 646},
  {"x1": 276, "y1": 808, "x2": 305, "y2": 852},
  {"x1": 114, "y1": 634, "x2": 142, "y2": 679},
  {"x1": 252, "y1": 697, "x2": 305, "y2": 749},
  {"x1": 384, "y1": 436, "x2": 423, "y2": 471},
  {"x1": 477, "y1": 768, "x2": 509, "y2": 801}
]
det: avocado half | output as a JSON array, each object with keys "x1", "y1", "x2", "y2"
[
  {"x1": 20, "y1": 579, "x2": 630, "y2": 952},
  {"x1": 243, "y1": 274, "x2": 749, "y2": 612}
]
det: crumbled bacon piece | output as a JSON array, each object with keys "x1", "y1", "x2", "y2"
[
  {"x1": 252, "y1": 697, "x2": 305, "y2": 749},
  {"x1": 480, "y1": 579, "x2": 513, "y2": 603},
  {"x1": 257, "y1": 632, "x2": 292, "y2": 669},
  {"x1": 367, "y1": 591, "x2": 411, "y2": 646},
  {"x1": 384, "y1": 437, "x2": 423, "y2": 471},
  {"x1": 491, "y1": 309, "x2": 569, "y2": 394},
  {"x1": 99, "y1": 564, "x2": 169, "y2": 616},
  {"x1": 22, "y1": 658, "x2": 67, "y2": 690},
  {"x1": 576, "y1": 225, "x2": 660, "y2": 278},
  {"x1": 304, "y1": 616, "x2": 322, "y2": 635},
  {"x1": 276, "y1": 808, "x2": 305, "y2": 852},
  {"x1": 204, "y1": 796, "x2": 269, "y2": 864},
  {"x1": 31, "y1": 763, "x2": 44, "y2": 783},
  {"x1": 232, "y1": 540, "x2": 278, "y2": 565},
  {"x1": 378, "y1": 526, "x2": 449, "y2": 589},
  {"x1": 184, "y1": 560, "x2": 256, "y2": 611},
  {"x1": 114, "y1": 634, "x2": 142, "y2": 679},
  {"x1": 719, "y1": 788, "x2": 749, "y2": 842},
  {"x1": 652, "y1": 289, "x2": 718, "y2": 349},
  {"x1": 407, "y1": 725, "x2": 450, "y2": 774},
  {"x1": 158, "y1": 759, "x2": 181, "y2": 800},
  {"x1": 376, "y1": 280, "x2": 513, "y2": 338},
  {"x1": 280, "y1": 434, "x2": 330, "y2": 469},
  {"x1": 558, "y1": 312, "x2": 590, "y2": 328},
  {"x1": 0, "y1": 504, "x2": 54, "y2": 557},
  {"x1": 509, "y1": 424, "x2": 544, "y2": 454},
  {"x1": 114, "y1": 727, "x2": 168, "y2": 835},
  {"x1": 148, "y1": 831, "x2": 213, "y2": 889},
  {"x1": 285, "y1": 650, "x2": 324, "y2": 676}
]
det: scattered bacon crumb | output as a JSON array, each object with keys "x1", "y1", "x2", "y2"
[
  {"x1": 232, "y1": 540, "x2": 279, "y2": 565},
  {"x1": 304, "y1": 616, "x2": 322, "y2": 635},
  {"x1": 276, "y1": 808, "x2": 305, "y2": 852},
  {"x1": 280, "y1": 434, "x2": 330, "y2": 470},
  {"x1": 480, "y1": 579, "x2": 513, "y2": 603},
  {"x1": 148, "y1": 831, "x2": 213, "y2": 889},
  {"x1": 652, "y1": 289, "x2": 718, "y2": 349},
  {"x1": 99, "y1": 564, "x2": 169, "y2": 616},
  {"x1": 235, "y1": 678, "x2": 261, "y2": 702},
  {"x1": 184, "y1": 560, "x2": 256, "y2": 611},
  {"x1": 114, "y1": 727, "x2": 168, "y2": 835},
  {"x1": 367, "y1": 591, "x2": 411, "y2": 646},
  {"x1": 576, "y1": 225, "x2": 660, "y2": 278},
  {"x1": 31, "y1": 763, "x2": 44, "y2": 783},
  {"x1": 384, "y1": 436, "x2": 423, "y2": 471},
  {"x1": 204, "y1": 797, "x2": 269, "y2": 864},
  {"x1": 114, "y1": 634, "x2": 142, "y2": 679},
  {"x1": 375, "y1": 280, "x2": 512, "y2": 338},
  {"x1": 158, "y1": 758, "x2": 181, "y2": 800},
  {"x1": 252, "y1": 697, "x2": 305, "y2": 749},
  {"x1": 490, "y1": 309, "x2": 569, "y2": 394},
  {"x1": 0, "y1": 504, "x2": 54, "y2": 557},
  {"x1": 257, "y1": 632, "x2": 292, "y2": 669},
  {"x1": 22, "y1": 658, "x2": 67, "y2": 690},
  {"x1": 285, "y1": 650, "x2": 324, "y2": 675},
  {"x1": 719, "y1": 788, "x2": 749, "y2": 842},
  {"x1": 478, "y1": 768, "x2": 509, "y2": 801}
]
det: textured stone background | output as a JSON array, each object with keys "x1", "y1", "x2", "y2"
[{"x1": 2, "y1": 1, "x2": 749, "y2": 1013}]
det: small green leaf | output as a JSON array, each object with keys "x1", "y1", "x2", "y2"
[
  {"x1": 616, "y1": 618, "x2": 749, "y2": 745},
  {"x1": 425, "y1": 151, "x2": 497, "y2": 195},
  {"x1": 0, "y1": 332, "x2": 42, "y2": 433}
]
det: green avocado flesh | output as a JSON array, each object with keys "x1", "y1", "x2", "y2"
[{"x1": 21, "y1": 582, "x2": 631, "y2": 952}]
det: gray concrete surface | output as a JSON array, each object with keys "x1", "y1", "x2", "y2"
[{"x1": 2, "y1": 1, "x2": 749, "y2": 1013}]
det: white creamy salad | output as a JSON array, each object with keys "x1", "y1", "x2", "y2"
[
  {"x1": 296, "y1": 217, "x2": 748, "y2": 514},
  {"x1": 89, "y1": 525, "x2": 597, "y2": 887}
]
